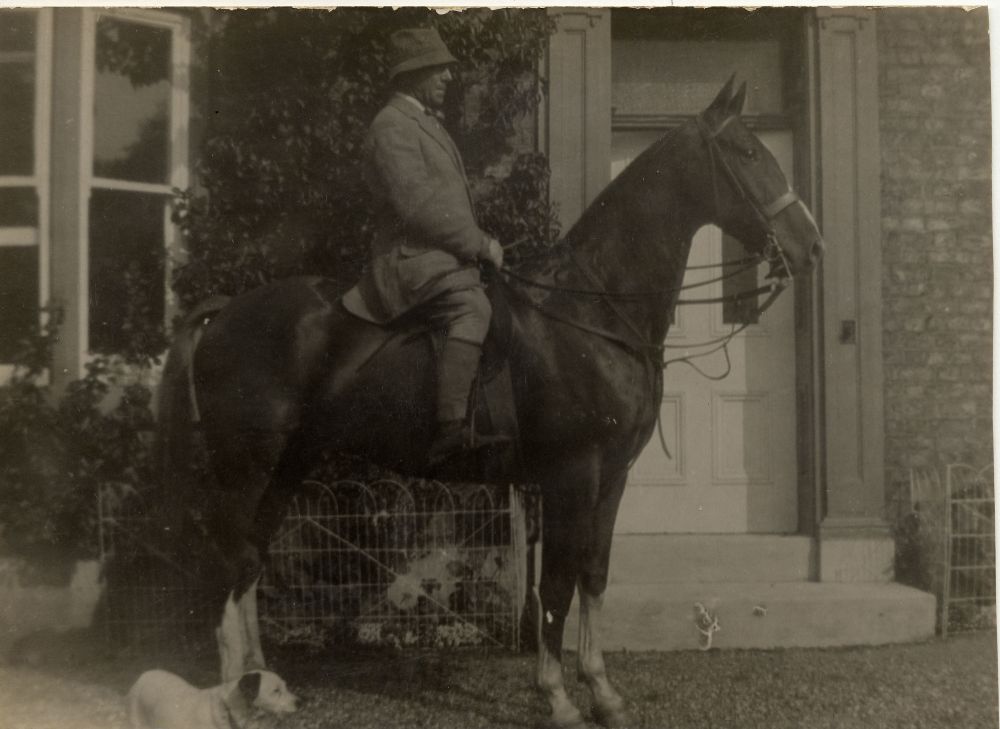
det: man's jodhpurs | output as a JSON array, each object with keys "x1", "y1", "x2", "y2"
[{"x1": 425, "y1": 286, "x2": 492, "y2": 423}]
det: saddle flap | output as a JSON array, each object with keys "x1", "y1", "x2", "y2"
[
  {"x1": 479, "y1": 282, "x2": 513, "y2": 382},
  {"x1": 341, "y1": 284, "x2": 388, "y2": 325}
]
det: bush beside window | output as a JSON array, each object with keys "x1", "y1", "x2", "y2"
[{"x1": 0, "y1": 9, "x2": 558, "y2": 577}]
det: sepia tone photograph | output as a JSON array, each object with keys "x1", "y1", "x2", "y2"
[{"x1": 0, "y1": 4, "x2": 995, "y2": 728}]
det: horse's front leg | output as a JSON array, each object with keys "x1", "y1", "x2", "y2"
[
  {"x1": 536, "y1": 454, "x2": 603, "y2": 728},
  {"x1": 538, "y1": 570, "x2": 583, "y2": 728},
  {"x1": 577, "y1": 468, "x2": 629, "y2": 728},
  {"x1": 578, "y1": 586, "x2": 626, "y2": 727}
]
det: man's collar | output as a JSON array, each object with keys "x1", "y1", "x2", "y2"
[
  {"x1": 394, "y1": 92, "x2": 427, "y2": 113},
  {"x1": 393, "y1": 92, "x2": 444, "y2": 121}
]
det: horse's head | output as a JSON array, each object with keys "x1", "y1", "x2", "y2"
[{"x1": 695, "y1": 77, "x2": 824, "y2": 280}]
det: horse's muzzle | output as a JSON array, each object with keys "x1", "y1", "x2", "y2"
[{"x1": 810, "y1": 238, "x2": 826, "y2": 264}]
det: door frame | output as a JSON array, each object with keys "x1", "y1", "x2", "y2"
[{"x1": 545, "y1": 7, "x2": 824, "y2": 539}]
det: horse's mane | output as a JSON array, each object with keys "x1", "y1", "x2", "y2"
[
  {"x1": 507, "y1": 121, "x2": 695, "y2": 279},
  {"x1": 563, "y1": 122, "x2": 692, "y2": 244}
]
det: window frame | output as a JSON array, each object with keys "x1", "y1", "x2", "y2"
[
  {"x1": 78, "y1": 7, "x2": 189, "y2": 364},
  {"x1": 0, "y1": 8, "x2": 52, "y2": 378}
]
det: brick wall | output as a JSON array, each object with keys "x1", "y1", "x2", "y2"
[{"x1": 877, "y1": 7, "x2": 992, "y2": 487}]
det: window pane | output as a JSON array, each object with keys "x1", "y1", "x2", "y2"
[
  {"x1": 611, "y1": 8, "x2": 800, "y2": 119},
  {"x1": 93, "y1": 16, "x2": 171, "y2": 184},
  {"x1": 0, "y1": 187, "x2": 37, "y2": 227},
  {"x1": 88, "y1": 189, "x2": 165, "y2": 353},
  {"x1": 613, "y1": 39, "x2": 782, "y2": 117},
  {"x1": 0, "y1": 10, "x2": 35, "y2": 51},
  {"x1": 610, "y1": 129, "x2": 662, "y2": 180},
  {"x1": 0, "y1": 10, "x2": 36, "y2": 176},
  {"x1": 0, "y1": 246, "x2": 39, "y2": 361}
]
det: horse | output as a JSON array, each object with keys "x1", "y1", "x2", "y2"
[{"x1": 157, "y1": 77, "x2": 824, "y2": 728}]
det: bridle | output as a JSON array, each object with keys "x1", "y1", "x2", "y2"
[
  {"x1": 497, "y1": 111, "x2": 806, "y2": 370},
  {"x1": 695, "y1": 112, "x2": 800, "y2": 291},
  {"x1": 496, "y1": 112, "x2": 811, "y2": 462}
]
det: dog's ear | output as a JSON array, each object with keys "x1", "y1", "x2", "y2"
[{"x1": 238, "y1": 671, "x2": 262, "y2": 705}]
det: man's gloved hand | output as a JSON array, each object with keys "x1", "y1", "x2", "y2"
[{"x1": 482, "y1": 237, "x2": 505, "y2": 270}]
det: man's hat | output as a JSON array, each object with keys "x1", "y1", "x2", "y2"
[{"x1": 386, "y1": 27, "x2": 457, "y2": 81}]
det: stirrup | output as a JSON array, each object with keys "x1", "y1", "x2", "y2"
[
  {"x1": 427, "y1": 423, "x2": 512, "y2": 467},
  {"x1": 469, "y1": 431, "x2": 512, "y2": 449}
]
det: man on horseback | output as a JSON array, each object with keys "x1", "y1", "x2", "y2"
[{"x1": 352, "y1": 27, "x2": 505, "y2": 465}]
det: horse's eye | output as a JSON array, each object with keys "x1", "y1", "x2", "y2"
[{"x1": 741, "y1": 147, "x2": 759, "y2": 162}]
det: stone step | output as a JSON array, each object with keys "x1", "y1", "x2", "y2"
[
  {"x1": 563, "y1": 581, "x2": 936, "y2": 651},
  {"x1": 608, "y1": 534, "x2": 814, "y2": 584}
]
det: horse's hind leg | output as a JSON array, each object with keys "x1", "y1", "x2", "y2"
[
  {"x1": 234, "y1": 429, "x2": 325, "y2": 673},
  {"x1": 217, "y1": 581, "x2": 255, "y2": 680},
  {"x1": 206, "y1": 429, "x2": 288, "y2": 679},
  {"x1": 577, "y1": 468, "x2": 629, "y2": 728}
]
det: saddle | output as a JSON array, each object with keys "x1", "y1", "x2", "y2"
[
  {"x1": 328, "y1": 279, "x2": 521, "y2": 475},
  {"x1": 339, "y1": 282, "x2": 509, "y2": 377}
]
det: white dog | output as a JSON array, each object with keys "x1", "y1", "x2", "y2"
[{"x1": 127, "y1": 668, "x2": 299, "y2": 729}]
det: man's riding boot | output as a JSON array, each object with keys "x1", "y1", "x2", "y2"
[
  {"x1": 427, "y1": 419, "x2": 467, "y2": 466},
  {"x1": 428, "y1": 339, "x2": 511, "y2": 466},
  {"x1": 428, "y1": 339, "x2": 481, "y2": 466}
]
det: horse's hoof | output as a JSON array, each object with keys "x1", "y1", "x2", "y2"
[
  {"x1": 593, "y1": 702, "x2": 630, "y2": 729},
  {"x1": 542, "y1": 706, "x2": 586, "y2": 729}
]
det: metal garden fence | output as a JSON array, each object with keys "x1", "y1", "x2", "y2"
[
  {"x1": 940, "y1": 463, "x2": 994, "y2": 636},
  {"x1": 902, "y1": 463, "x2": 995, "y2": 636},
  {"x1": 98, "y1": 478, "x2": 538, "y2": 654},
  {"x1": 98, "y1": 486, "x2": 217, "y2": 652}
]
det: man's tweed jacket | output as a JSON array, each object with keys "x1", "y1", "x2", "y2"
[{"x1": 358, "y1": 94, "x2": 491, "y2": 322}]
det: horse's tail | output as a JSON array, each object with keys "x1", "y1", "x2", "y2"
[{"x1": 155, "y1": 295, "x2": 230, "y2": 528}]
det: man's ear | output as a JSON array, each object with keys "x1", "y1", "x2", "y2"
[{"x1": 238, "y1": 672, "x2": 262, "y2": 706}]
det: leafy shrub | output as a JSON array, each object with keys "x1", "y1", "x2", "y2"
[{"x1": 0, "y1": 318, "x2": 160, "y2": 582}]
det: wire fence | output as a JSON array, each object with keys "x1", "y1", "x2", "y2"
[
  {"x1": 941, "y1": 463, "x2": 995, "y2": 636},
  {"x1": 98, "y1": 486, "x2": 218, "y2": 653},
  {"x1": 896, "y1": 463, "x2": 995, "y2": 636},
  {"x1": 98, "y1": 478, "x2": 538, "y2": 654}
]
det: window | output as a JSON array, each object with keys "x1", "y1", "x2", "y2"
[
  {"x1": 0, "y1": 9, "x2": 50, "y2": 363},
  {"x1": 610, "y1": 8, "x2": 801, "y2": 127},
  {"x1": 82, "y1": 9, "x2": 188, "y2": 355}
]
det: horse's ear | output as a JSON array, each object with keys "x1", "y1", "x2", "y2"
[
  {"x1": 729, "y1": 81, "x2": 748, "y2": 116},
  {"x1": 707, "y1": 74, "x2": 737, "y2": 114}
]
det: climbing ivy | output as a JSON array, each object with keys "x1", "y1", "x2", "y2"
[{"x1": 172, "y1": 8, "x2": 559, "y2": 311}]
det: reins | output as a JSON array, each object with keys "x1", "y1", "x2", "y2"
[
  {"x1": 496, "y1": 111, "x2": 801, "y2": 460},
  {"x1": 498, "y1": 256, "x2": 760, "y2": 302},
  {"x1": 497, "y1": 257, "x2": 787, "y2": 370},
  {"x1": 497, "y1": 111, "x2": 797, "y2": 370}
]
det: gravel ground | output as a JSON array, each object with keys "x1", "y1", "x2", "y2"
[{"x1": 0, "y1": 632, "x2": 995, "y2": 729}]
